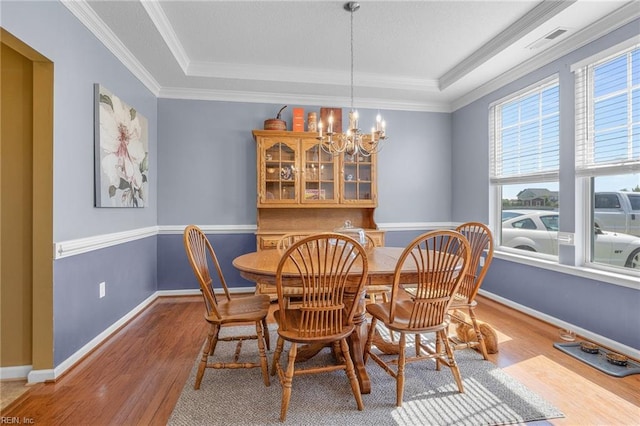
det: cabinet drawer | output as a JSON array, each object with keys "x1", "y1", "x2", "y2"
[{"x1": 258, "y1": 236, "x2": 280, "y2": 250}]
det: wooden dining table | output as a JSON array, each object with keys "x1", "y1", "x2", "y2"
[{"x1": 232, "y1": 246, "x2": 419, "y2": 394}]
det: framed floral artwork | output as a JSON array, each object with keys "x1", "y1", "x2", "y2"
[{"x1": 94, "y1": 84, "x2": 149, "y2": 207}]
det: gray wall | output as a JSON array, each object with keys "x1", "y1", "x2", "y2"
[
  {"x1": 158, "y1": 100, "x2": 452, "y2": 226},
  {"x1": 451, "y1": 19, "x2": 640, "y2": 350},
  {"x1": 53, "y1": 238, "x2": 157, "y2": 365}
]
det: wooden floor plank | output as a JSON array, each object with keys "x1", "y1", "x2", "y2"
[{"x1": 1, "y1": 295, "x2": 639, "y2": 424}]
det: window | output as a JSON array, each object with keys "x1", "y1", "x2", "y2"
[
  {"x1": 490, "y1": 77, "x2": 560, "y2": 257},
  {"x1": 575, "y1": 43, "x2": 640, "y2": 272},
  {"x1": 540, "y1": 214, "x2": 559, "y2": 231}
]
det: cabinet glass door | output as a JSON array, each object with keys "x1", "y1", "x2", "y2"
[
  {"x1": 263, "y1": 141, "x2": 297, "y2": 203},
  {"x1": 301, "y1": 140, "x2": 336, "y2": 203},
  {"x1": 342, "y1": 152, "x2": 373, "y2": 203}
]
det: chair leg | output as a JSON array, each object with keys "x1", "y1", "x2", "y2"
[
  {"x1": 468, "y1": 307, "x2": 489, "y2": 360},
  {"x1": 331, "y1": 341, "x2": 345, "y2": 363},
  {"x1": 271, "y1": 337, "x2": 285, "y2": 376},
  {"x1": 261, "y1": 317, "x2": 270, "y2": 351},
  {"x1": 364, "y1": 318, "x2": 378, "y2": 364},
  {"x1": 435, "y1": 333, "x2": 442, "y2": 371},
  {"x1": 279, "y1": 342, "x2": 297, "y2": 422},
  {"x1": 396, "y1": 332, "x2": 407, "y2": 407},
  {"x1": 208, "y1": 324, "x2": 221, "y2": 356},
  {"x1": 255, "y1": 321, "x2": 270, "y2": 387},
  {"x1": 340, "y1": 338, "x2": 364, "y2": 411},
  {"x1": 440, "y1": 330, "x2": 464, "y2": 393},
  {"x1": 195, "y1": 324, "x2": 218, "y2": 390}
]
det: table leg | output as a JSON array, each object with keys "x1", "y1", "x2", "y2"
[
  {"x1": 346, "y1": 291, "x2": 371, "y2": 394},
  {"x1": 371, "y1": 328, "x2": 400, "y2": 355}
]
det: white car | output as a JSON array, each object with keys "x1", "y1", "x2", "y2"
[{"x1": 501, "y1": 210, "x2": 640, "y2": 270}]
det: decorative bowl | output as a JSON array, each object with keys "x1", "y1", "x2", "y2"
[
  {"x1": 606, "y1": 352, "x2": 628, "y2": 366},
  {"x1": 580, "y1": 341, "x2": 599, "y2": 354},
  {"x1": 559, "y1": 329, "x2": 576, "y2": 341}
]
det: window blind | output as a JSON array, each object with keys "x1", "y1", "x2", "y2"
[
  {"x1": 490, "y1": 78, "x2": 560, "y2": 185},
  {"x1": 575, "y1": 45, "x2": 640, "y2": 177}
]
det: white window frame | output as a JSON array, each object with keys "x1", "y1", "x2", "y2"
[
  {"x1": 489, "y1": 75, "x2": 560, "y2": 259},
  {"x1": 573, "y1": 38, "x2": 640, "y2": 279}
]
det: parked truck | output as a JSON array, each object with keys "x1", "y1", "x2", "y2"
[{"x1": 594, "y1": 191, "x2": 640, "y2": 237}]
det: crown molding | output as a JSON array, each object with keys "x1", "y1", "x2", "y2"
[
  {"x1": 62, "y1": 0, "x2": 161, "y2": 96},
  {"x1": 439, "y1": 0, "x2": 576, "y2": 91},
  {"x1": 158, "y1": 87, "x2": 450, "y2": 112},
  {"x1": 188, "y1": 61, "x2": 439, "y2": 92},
  {"x1": 450, "y1": 2, "x2": 640, "y2": 112},
  {"x1": 140, "y1": 0, "x2": 190, "y2": 74}
]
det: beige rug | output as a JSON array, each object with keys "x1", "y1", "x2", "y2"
[{"x1": 169, "y1": 326, "x2": 563, "y2": 425}]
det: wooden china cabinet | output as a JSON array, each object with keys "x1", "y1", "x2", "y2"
[{"x1": 252, "y1": 130, "x2": 384, "y2": 251}]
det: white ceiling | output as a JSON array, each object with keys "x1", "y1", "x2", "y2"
[{"x1": 64, "y1": 0, "x2": 639, "y2": 112}]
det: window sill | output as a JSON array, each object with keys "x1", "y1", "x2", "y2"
[{"x1": 494, "y1": 250, "x2": 640, "y2": 290}]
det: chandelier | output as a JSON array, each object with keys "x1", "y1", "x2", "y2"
[{"x1": 317, "y1": 2, "x2": 387, "y2": 157}]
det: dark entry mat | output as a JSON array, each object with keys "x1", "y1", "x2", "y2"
[{"x1": 554, "y1": 342, "x2": 640, "y2": 377}]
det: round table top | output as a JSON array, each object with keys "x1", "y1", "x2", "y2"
[{"x1": 232, "y1": 246, "x2": 413, "y2": 283}]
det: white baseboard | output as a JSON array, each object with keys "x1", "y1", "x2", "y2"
[
  {"x1": 0, "y1": 365, "x2": 32, "y2": 381},
  {"x1": 479, "y1": 289, "x2": 640, "y2": 361}
]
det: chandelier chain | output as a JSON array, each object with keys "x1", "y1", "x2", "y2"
[
  {"x1": 350, "y1": 6, "x2": 354, "y2": 113},
  {"x1": 316, "y1": 2, "x2": 387, "y2": 156}
]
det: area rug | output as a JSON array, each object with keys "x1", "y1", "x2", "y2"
[
  {"x1": 554, "y1": 342, "x2": 640, "y2": 377},
  {"x1": 169, "y1": 326, "x2": 563, "y2": 426}
]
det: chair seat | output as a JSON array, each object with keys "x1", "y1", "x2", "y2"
[
  {"x1": 366, "y1": 301, "x2": 447, "y2": 334},
  {"x1": 208, "y1": 294, "x2": 271, "y2": 325},
  {"x1": 273, "y1": 309, "x2": 356, "y2": 344},
  {"x1": 367, "y1": 300, "x2": 446, "y2": 333}
]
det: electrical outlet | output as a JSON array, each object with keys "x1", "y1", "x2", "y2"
[{"x1": 99, "y1": 281, "x2": 106, "y2": 298}]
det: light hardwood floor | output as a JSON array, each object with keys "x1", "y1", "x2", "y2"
[{"x1": 1, "y1": 295, "x2": 638, "y2": 425}]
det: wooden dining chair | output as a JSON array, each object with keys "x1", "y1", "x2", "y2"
[
  {"x1": 270, "y1": 233, "x2": 369, "y2": 421},
  {"x1": 448, "y1": 222, "x2": 494, "y2": 359},
  {"x1": 183, "y1": 225, "x2": 271, "y2": 389},
  {"x1": 364, "y1": 230, "x2": 471, "y2": 407}
]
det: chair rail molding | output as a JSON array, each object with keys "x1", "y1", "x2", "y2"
[
  {"x1": 54, "y1": 226, "x2": 159, "y2": 259},
  {"x1": 53, "y1": 223, "x2": 463, "y2": 259}
]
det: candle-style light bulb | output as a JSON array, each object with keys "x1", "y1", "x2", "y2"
[
  {"x1": 376, "y1": 114, "x2": 381, "y2": 131},
  {"x1": 328, "y1": 113, "x2": 334, "y2": 133},
  {"x1": 353, "y1": 110, "x2": 359, "y2": 129},
  {"x1": 318, "y1": 121, "x2": 323, "y2": 137},
  {"x1": 371, "y1": 127, "x2": 376, "y2": 141}
]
